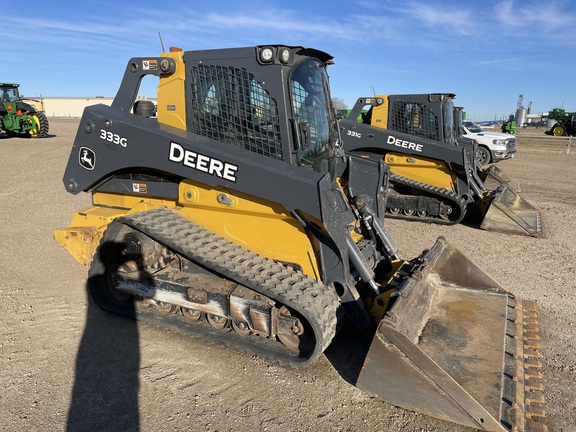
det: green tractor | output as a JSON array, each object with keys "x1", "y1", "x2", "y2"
[
  {"x1": 546, "y1": 112, "x2": 576, "y2": 137},
  {"x1": 0, "y1": 83, "x2": 49, "y2": 138}
]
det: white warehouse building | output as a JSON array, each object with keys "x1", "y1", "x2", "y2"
[{"x1": 32, "y1": 97, "x2": 156, "y2": 118}]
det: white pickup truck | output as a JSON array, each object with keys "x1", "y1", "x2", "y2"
[{"x1": 462, "y1": 121, "x2": 517, "y2": 166}]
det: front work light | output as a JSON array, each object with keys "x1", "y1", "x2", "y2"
[{"x1": 260, "y1": 47, "x2": 274, "y2": 63}]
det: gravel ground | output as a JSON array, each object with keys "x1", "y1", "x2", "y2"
[{"x1": 1, "y1": 119, "x2": 574, "y2": 431}]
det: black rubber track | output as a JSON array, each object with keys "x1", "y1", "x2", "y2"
[
  {"x1": 88, "y1": 207, "x2": 341, "y2": 367},
  {"x1": 387, "y1": 172, "x2": 467, "y2": 225}
]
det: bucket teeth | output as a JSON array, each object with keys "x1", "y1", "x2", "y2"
[
  {"x1": 506, "y1": 407, "x2": 549, "y2": 431},
  {"x1": 524, "y1": 358, "x2": 543, "y2": 369},
  {"x1": 524, "y1": 350, "x2": 542, "y2": 359},
  {"x1": 525, "y1": 419, "x2": 548, "y2": 432},
  {"x1": 501, "y1": 299, "x2": 547, "y2": 431},
  {"x1": 526, "y1": 394, "x2": 545, "y2": 405},
  {"x1": 524, "y1": 340, "x2": 541, "y2": 350},
  {"x1": 525, "y1": 380, "x2": 545, "y2": 392},
  {"x1": 525, "y1": 370, "x2": 544, "y2": 380},
  {"x1": 526, "y1": 405, "x2": 547, "y2": 419}
]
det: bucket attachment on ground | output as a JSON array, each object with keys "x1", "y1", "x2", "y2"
[
  {"x1": 358, "y1": 237, "x2": 546, "y2": 432},
  {"x1": 478, "y1": 186, "x2": 544, "y2": 237},
  {"x1": 481, "y1": 165, "x2": 522, "y2": 193}
]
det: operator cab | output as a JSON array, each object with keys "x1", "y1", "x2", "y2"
[{"x1": 1, "y1": 83, "x2": 21, "y2": 103}]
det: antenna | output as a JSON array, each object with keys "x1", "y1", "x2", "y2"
[
  {"x1": 158, "y1": 32, "x2": 166, "y2": 53},
  {"x1": 372, "y1": 86, "x2": 376, "y2": 97}
]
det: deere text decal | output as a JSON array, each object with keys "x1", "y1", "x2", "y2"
[{"x1": 168, "y1": 142, "x2": 238, "y2": 182}]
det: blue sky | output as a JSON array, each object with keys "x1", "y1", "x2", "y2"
[{"x1": 3, "y1": 0, "x2": 575, "y2": 121}]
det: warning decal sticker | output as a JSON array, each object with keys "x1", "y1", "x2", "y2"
[
  {"x1": 143, "y1": 60, "x2": 157, "y2": 71},
  {"x1": 132, "y1": 183, "x2": 148, "y2": 194}
]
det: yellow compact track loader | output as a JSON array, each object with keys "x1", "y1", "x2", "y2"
[
  {"x1": 55, "y1": 46, "x2": 546, "y2": 431},
  {"x1": 340, "y1": 95, "x2": 544, "y2": 237}
]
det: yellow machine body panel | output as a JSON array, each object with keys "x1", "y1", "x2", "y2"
[
  {"x1": 55, "y1": 180, "x2": 321, "y2": 279},
  {"x1": 175, "y1": 179, "x2": 321, "y2": 279},
  {"x1": 54, "y1": 196, "x2": 180, "y2": 267},
  {"x1": 385, "y1": 152, "x2": 457, "y2": 191},
  {"x1": 156, "y1": 51, "x2": 187, "y2": 130},
  {"x1": 54, "y1": 205, "x2": 129, "y2": 267},
  {"x1": 367, "y1": 95, "x2": 389, "y2": 129}
]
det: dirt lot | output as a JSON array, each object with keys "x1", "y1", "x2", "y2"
[{"x1": 1, "y1": 119, "x2": 575, "y2": 431}]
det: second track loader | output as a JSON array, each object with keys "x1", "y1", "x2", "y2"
[
  {"x1": 55, "y1": 45, "x2": 546, "y2": 430},
  {"x1": 340, "y1": 95, "x2": 544, "y2": 237}
]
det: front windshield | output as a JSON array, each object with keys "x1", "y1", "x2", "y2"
[
  {"x1": 443, "y1": 98, "x2": 455, "y2": 142},
  {"x1": 464, "y1": 121, "x2": 483, "y2": 133},
  {"x1": 290, "y1": 59, "x2": 337, "y2": 175},
  {"x1": 1, "y1": 87, "x2": 19, "y2": 102},
  {"x1": 454, "y1": 108, "x2": 463, "y2": 135}
]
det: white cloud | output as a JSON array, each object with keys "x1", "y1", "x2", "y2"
[
  {"x1": 407, "y1": 4, "x2": 472, "y2": 35},
  {"x1": 494, "y1": 0, "x2": 576, "y2": 35}
]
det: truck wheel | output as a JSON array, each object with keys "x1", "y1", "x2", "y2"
[
  {"x1": 551, "y1": 124, "x2": 566, "y2": 137},
  {"x1": 27, "y1": 112, "x2": 49, "y2": 138},
  {"x1": 476, "y1": 146, "x2": 491, "y2": 167}
]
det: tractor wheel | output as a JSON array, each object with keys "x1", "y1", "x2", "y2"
[
  {"x1": 27, "y1": 112, "x2": 49, "y2": 138},
  {"x1": 475, "y1": 146, "x2": 491, "y2": 167},
  {"x1": 551, "y1": 124, "x2": 566, "y2": 137}
]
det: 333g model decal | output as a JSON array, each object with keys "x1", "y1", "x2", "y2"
[{"x1": 100, "y1": 129, "x2": 128, "y2": 147}]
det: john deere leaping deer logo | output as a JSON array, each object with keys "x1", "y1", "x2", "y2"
[{"x1": 79, "y1": 147, "x2": 95, "y2": 170}]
